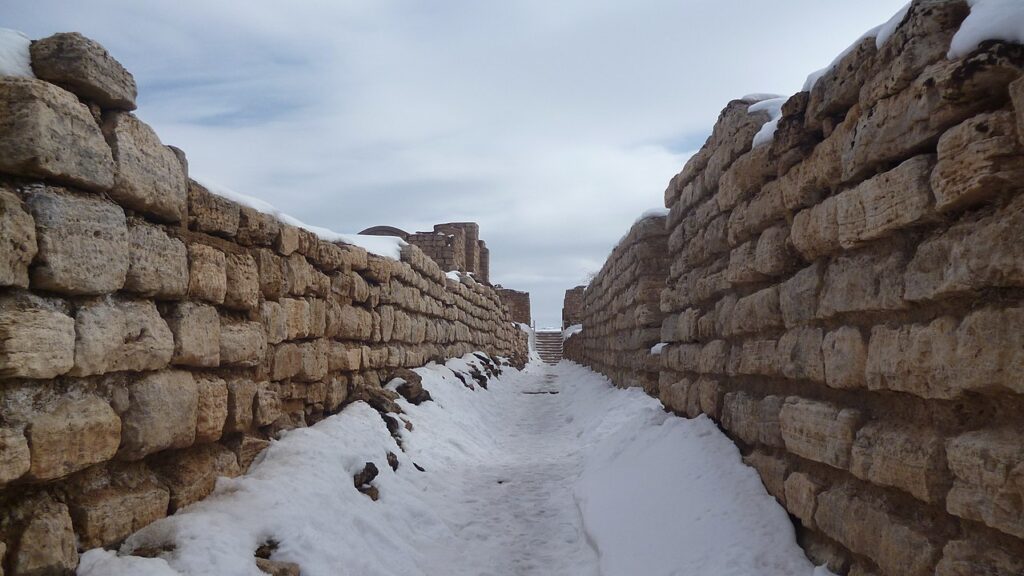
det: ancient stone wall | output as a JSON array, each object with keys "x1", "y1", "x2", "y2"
[
  {"x1": 566, "y1": 2, "x2": 1024, "y2": 574},
  {"x1": 561, "y1": 286, "x2": 585, "y2": 329},
  {"x1": 494, "y1": 287, "x2": 531, "y2": 325},
  {"x1": 407, "y1": 231, "x2": 465, "y2": 272},
  {"x1": 0, "y1": 32, "x2": 526, "y2": 575},
  {"x1": 562, "y1": 215, "x2": 668, "y2": 394}
]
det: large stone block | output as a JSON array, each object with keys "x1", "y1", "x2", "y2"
[
  {"x1": 150, "y1": 443, "x2": 239, "y2": 512},
  {"x1": 821, "y1": 326, "x2": 866, "y2": 389},
  {"x1": 30, "y1": 32, "x2": 137, "y2": 109},
  {"x1": 0, "y1": 428, "x2": 30, "y2": 485},
  {"x1": 224, "y1": 378, "x2": 257, "y2": 433},
  {"x1": 0, "y1": 187, "x2": 36, "y2": 288},
  {"x1": 255, "y1": 248, "x2": 286, "y2": 301},
  {"x1": 69, "y1": 483, "x2": 169, "y2": 549},
  {"x1": 753, "y1": 224, "x2": 794, "y2": 277},
  {"x1": 118, "y1": 370, "x2": 198, "y2": 460},
  {"x1": 932, "y1": 110, "x2": 1024, "y2": 212},
  {"x1": 936, "y1": 535, "x2": 1024, "y2": 576},
  {"x1": 834, "y1": 154, "x2": 936, "y2": 248},
  {"x1": 26, "y1": 186, "x2": 128, "y2": 295},
  {"x1": 742, "y1": 450, "x2": 788, "y2": 504},
  {"x1": 224, "y1": 253, "x2": 259, "y2": 311},
  {"x1": 281, "y1": 297, "x2": 311, "y2": 340},
  {"x1": 195, "y1": 376, "x2": 228, "y2": 443},
  {"x1": 729, "y1": 286, "x2": 783, "y2": 335},
  {"x1": 72, "y1": 297, "x2": 173, "y2": 376},
  {"x1": 187, "y1": 180, "x2": 239, "y2": 237},
  {"x1": 236, "y1": 206, "x2": 281, "y2": 247},
  {"x1": 254, "y1": 382, "x2": 281, "y2": 426},
  {"x1": 0, "y1": 77, "x2": 115, "y2": 191},
  {"x1": 779, "y1": 262, "x2": 822, "y2": 328},
  {"x1": 26, "y1": 396, "x2": 120, "y2": 480},
  {"x1": 777, "y1": 327, "x2": 824, "y2": 382},
  {"x1": 0, "y1": 292, "x2": 75, "y2": 379},
  {"x1": 721, "y1": 392, "x2": 784, "y2": 448},
  {"x1": 187, "y1": 243, "x2": 227, "y2": 304},
  {"x1": 850, "y1": 422, "x2": 951, "y2": 502},
  {"x1": 780, "y1": 397, "x2": 862, "y2": 469},
  {"x1": 338, "y1": 304, "x2": 373, "y2": 340},
  {"x1": 102, "y1": 112, "x2": 187, "y2": 222},
  {"x1": 124, "y1": 220, "x2": 188, "y2": 298},
  {"x1": 815, "y1": 486, "x2": 940, "y2": 576},
  {"x1": 166, "y1": 302, "x2": 220, "y2": 367},
  {"x1": 296, "y1": 339, "x2": 329, "y2": 382},
  {"x1": 791, "y1": 195, "x2": 840, "y2": 260},
  {"x1": 817, "y1": 248, "x2": 907, "y2": 318},
  {"x1": 783, "y1": 471, "x2": 822, "y2": 529},
  {"x1": 219, "y1": 320, "x2": 267, "y2": 367},
  {"x1": 270, "y1": 343, "x2": 302, "y2": 381},
  {"x1": 9, "y1": 497, "x2": 78, "y2": 576},
  {"x1": 946, "y1": 428, "x2": 1024, "y2": 539}
]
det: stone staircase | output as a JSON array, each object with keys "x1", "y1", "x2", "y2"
[{"x1": 535, "y1": 331, "x2": 563, "y2": 364}]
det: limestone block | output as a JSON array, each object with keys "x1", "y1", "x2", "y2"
[
  {"x1": 817, "y1": 248, "x2": 907, "y2": 318},
  {"x1": 776, "y1": 327, "x2": 824, "y2": 382},
  {"x1": 0, "y1": 77, "x2": 115, "y2": 191},
  {"x1": 225, "y1": 434, "x2": 269, "y2": 473},
  {"x1": 187, "y1": 180, "x2": 239, "y2": 237},
  {"x1": 780, "y1": 397, "x2": 862, "y2": 469},
  {"x1": 904, "y1": 194, "x2": 1024, "y2": 301},
  {"x1": 742, "y1": 450, "x2": 788, "y2": 504},
  {"x1": 779, "y1": 262, "x2": 822, "y2": 328},
  {"x1": 150, "y1": 443, "x2": 239, "y2": 512},
  {"x1": 721, "y1": 392, "x2": 784, "y2": 448},
  {"x1": 936, "y1": 110, "x2": 1024, "y2": 212},
  {"x1": 10, "y1": 497, "x2": 78, "y2": 576},
  {"x1": 726, "y1": 240, "x2": 763, "y2": 285},
  {"x1": 187, "y1": 243, "x2": 227, "y2": 304},
  {"x1": 753, "y1": 224, "x2": 794, "y2": 277},
  {"x1": 118, "y1": 370, "x2": 198, "y2": 460},
  {"x1": 696, "y1": 377, "x2": 720, "y2": 419},
  {"x1": 328, "y1": 342, "x2": 362, "y2": 372},
  {"x1": 219, "y1": 320, "x2": 267, "y2": 367},
  {"x1": 254, "y1": 382, "x2": 281, "y2": 426},
  {"x1": 224, "y1": 253, "x2": 259, "y2": 311},
  {"x1": 324, "y1": 376, "x2": 348, "y2": 411},
  {"x1": 954, "y1": 307, "x2": 1024, "y2": 395},
  {"x1": 784, "y1": 472, "x2": 823, "y2": 529},
  {"x1": 284, "y1": 253, "x2": 315, "y2": 296},
  {"x1": 791, "y1": 196, "x2": 839, "y2": 260},
  {"x1": 270, "y1": 343, "x2": 302, "y2": 381},
  {"x1": 236, "y1": 206, "x2": 280, "y2": 247},
  {"x1": 697, "y1": 340, "x2": 728, "y2": 375},
  {"x1": 26, "y1": 396, "x2": 120, "y2": 480},
  {"x1": 936, "y1": 535, "x2": 1024, "y2": 576},
  {"x1": 835, "y1": 154, "x2": 936, "y2": 248},
  {"x1": 338, "y1": 304, "x2": 373, "y2": 340},
  {"x1": 296, "y1": 339, "x2": 328, "y2": 382},
  {"x1": 730, "y1": 286, "x2": 782, "y2": 335},
  {"x1": 69, "y1": 483, "x2": 169, "y2": 549},
  {"x1": 72, "y1": 297, "x2": 173, "y2": 376},
  {"x1": 806, "y1": 36, "x2": 876, "y2": 127},
  {"x1": 276, "y1": 224, "x2": 300, "y2": 256},
  {"x1": 821, "y1": 326, "x2": 866, "y2": 389},
  {"x1": 29, "y1": 32, "x2": 137, "y2": 109},
  {"x1": 0, "y1": 187, "x2": 36, "y2": 288},
  {"x1": 102, "y1": 112, "x2": 187, "y2": 222},
  {"x1": 26, "y1": 186, "x2": 128, "y2": 295},
  {"x1": 124, "y1": 220, "x2": 188, "y2": 298},
  {"x1": 281, "y1": 297, "x2": 310, "y2": 340},
  {"x1": 225, "y1": 378, "x2": 257, "y2": 433},
  {"x1": 815, "y1": 486, "x2": 940, "y2": 576},
  {"x1": 0, "y1": 292, "x2": 75, "y2": 379},
  {"x1": 260, "y1": 300, "x2": 288, "y2": 344},
  {"x1": 195, "y1": 376, "x2": 228, "y2": 443},
  {"x1": 850, "y1": 422, "x2": 950, "y2": 502},
  {"x1": 166, "y1": 302, "x2": 220, "y2": 367},
  {"x1": 307, "y1": 297, "x2": 327, "y2": 337},
  {"x1": 0, "y1": 428, "x2": 29, "y2": 485},
  {"x1": 946, "y1": 428, "x2": 1024, "y2": 539}
]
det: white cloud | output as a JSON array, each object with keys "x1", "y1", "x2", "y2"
[{"x1": 8, "y1": 0, "x2": 910, "y2": 326}]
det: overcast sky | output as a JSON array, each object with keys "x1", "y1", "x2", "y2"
[{"x1": 9, "y1": 0, "x2": 907, "y2": 327}]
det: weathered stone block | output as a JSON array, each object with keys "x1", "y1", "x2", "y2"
[
  {"x1": 821, "y1": 326, "x2": 866, "y2": 389},
  {"x1": 73, "y1": 297, "x2": 173, "y2": 376},
  {"x1": 236, "y1": 206, "x2": 281, "y2": 247},
  {"x1": 296, "y1": 339, "x2": 328, "y2": 382},
  {"x1": 784, "y1": 471, "x2": 822, "y2": 529},
  {"x1": 26, "y1": 396, "x2": 120, "y2": 480},
  {"x1": 195, "y1": 376, "x2": 228, "y2": 443},
  {"x1": 26, "y1": 186, "x2": 128, "y2": 295},
  {"x1": 730, "y1": 286, "x2": 782, "y2": 335},
  {"x1": 328, "y1": 342, "x2": 362, "y2": 372},
  {"x1": 124, "y1": 220, "x2": 188, "y2": 298},
  {"x1": 0, "y1": 428, "x2": 29, "y2": 485},
  {"x1": 260, "y1": 300, "x2": 288, "y2": 344},
  {"x1": 255, "y1": 248, "x2": 286, "y2": 301},
  {"x1": 338, "y1": 304, "x2": 373, "y2": 340},
  {"x1": 70, "y1": 483, "x2": 169, "y2": 549},
  {"x1": 269, "y1": 342, "x2": 302, "y2": 381},
  {"x1": 187, "y1": 180, "x2": 239, "y2": 237},
  {"x1": 118, "y1": 370, "x2": 198, "y2": 460},
  {"x1": 166, "y1": 302, "x2": 219, "y2": 367},
  {"x1": 150, "y1": 443, "x2": 239, "y2": 512},
  {"x1": 0, "y1": 187, "x2": 36, "y2": 288},
  {"x1": 10, "y1": 497, "x2": 78, "y2": 576},
  {"x1": 946, "y1": 429, "x2": 1024, "y2": 539},
  {"x1": 219, "y1": 320, "x2": 267, "y2": 367},
  {"x1": 223, "y1": 253, "x2": 259, "y2": 311},
  {"x1": 791, "y1": 196, "x2": 839, "y2": 260},
  {"x1": 742, "y1": 450, "x2": 788, "y2": 504},
  {"x1": 102, "y1": 112, "x2": 187, "y2": 222},
  {"x1": 779, "y1": 262, "x2": 822, "y2": 328},
  {"x1": 225, "y1": 378, "x2": 257, "y2": 433},
  {"x1": 187, "y1": 243, "x2": 227, "y2": 304},
  {"x1": 818, "y1": 248, "x2": 907, "y2": 318},
  {"x1": 276, "y1": 224, "x2": 300, "y2": 256},
  {"x1": 932, "y1": 110, "x2": 1024, "y2": 212},
  {"x1": 721, "y1": 392, "x2": 784, "y2": 447},
  {"x1": 753, "y1": 224, "x2": 794, "y2": 277},
  {"x1": 851, "y1": 422, "x2": 950, "y2": 502},
  {"x1": 0, "y1": 292, "x2": 75, "y2": 379},
  {"x1": 697, "y1": 340, "x2": 728, "y2": 374},
  {"x1": 936, "y1": 535, "x2": 1024, "y2": 576},
  {"x1": 29, "y1": 32, "x2": 137, "y2": 109},
  {"x1": 835, "y1": 154, "x2": 935, "y2": 248},
  {"x1": 0, "y1": 78, "x2": 115, "y2": 191},
  {"x1": 254, "y1": 382, "x2": 281, "y2": 426},
  {"x1": 777, "y1": 327, "x2": 824, "y2": 382},
  {"x1": 780, "y1": 397, "x2": 862, "y2": 469}
]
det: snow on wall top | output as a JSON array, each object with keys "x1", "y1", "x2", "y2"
[{"x1": 0, "y1": 28, "x2": 35, "y2": 78}]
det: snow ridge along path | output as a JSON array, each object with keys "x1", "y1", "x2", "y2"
[{"x1": 80, "y1": 357, "x2": 829, "y2": 576}]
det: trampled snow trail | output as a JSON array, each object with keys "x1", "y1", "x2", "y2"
[{"x1": 80, "y1": 356, "x2": 826, "y2": 576}]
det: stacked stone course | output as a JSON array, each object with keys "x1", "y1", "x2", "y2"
[
  {"x1": 0, "y1": 32, "x2": 526, "y2": 574},
  {"x1": 565, "y1": 2, "x2": 1024, "y2": 574},
  {"x1": 493, "y1": 287, "x2": 531, "y2": 325},
  {"x1": 562, "y1": 215, "x2": 668, "y2": 394},
  {"x1": 560, "y1": 285, "x2": 584, "y2": 329}
]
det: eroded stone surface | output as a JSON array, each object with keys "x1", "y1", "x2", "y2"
[
  {"x1": 0, "y1": 187, "x2": 36, "y2": 288},
  {"x1": 26, "y1": 396, "x2": 120, "y2": 481},
  {"x1": 102, "y1": 112, "x2": 187, "y2": 222},
  {"x1": 30, "y1": 32, "x2": 137, "y2": 110},
  {"x1": 0, "y1": 291, "x2": 75, "y2": 379},
  {"x1": 118, "y1": 370, "x2": 198, "y2": 460},
  {"x1": 72, "y1": 297, "x2": 173, "y2": 376}
]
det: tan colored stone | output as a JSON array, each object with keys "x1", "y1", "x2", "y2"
[
  {"x1": 753, "y1": 224, "x2": 793, "y2": 277},
  {"x1": 236, "y1": 206, "x2": 281, "y2": 247},
  {"x1": 0, "y1": 292, "x2": 75, "y2": 379},
  {"x1": 187, "y1": 243, "x2": 227, "y2": 304},
  {"x1": 946, "y1": 428, "x2": 1024, "y2": 539},
  {"x1": 281, "y1": 297, "x2": 311, "y2": 340},
  {"x1": 850, "y1": 422, "x2": 950, "y2": 502},
  {"x1": 729, "y1": 286, "x2": 782, "y2": 336},
  {"x1": 784, "y1": 471, "x2": 822, "y2": 529},
  {"x1": 119, "y1": 370, "x2": 198, "y2": 460},
  {"x1": 26, "y1": 396, "x2": 120, "y2": 480},
  {"x1": 0, "y1": 187, "x2": 36, "y2": 288},
  {"x1": 69, "y1": 483, "x2": 169, "y2": 549},
  {"x1": 150, "y1": 443, "x2": 239, "y2": 512},
  {"x1": 124, "y1": 220, "x2": 188, "y2": 298},
  {"x1": 270, "y1": 343, "x2": 302, "y2": 381},
  {"x1": 276, "y1": 224, "x2": 300, "y2": 256},
  {"x1": 0, "y1": 77, "x2": 115, "y2": 191},
  {"x1": 225, "y1": 378, "x2": 257, "y2": 433},
  {"x1": 936, "y1": 535, "x2": 1024, "y2": 576},
  {"x1": 932, "y1": 110, "x2": 1024, "y2": 212},
  {"x1": 817, "y1": 248, "x2": 907, "y2": 318},
  {"x1": 791, "y1": 196, "x2": 839, "y2": 260},
  {"x1": 721, "y1": 392, "x2": 784, "y2": 448},
  {"x1": 29, "y1": 32, "x2": 137, "y2": 109},
  {"x1": 25, "y1": 186, "x2": 128, "y2": 295},
  {"x1": 72, "y1": 297, "x2": 173, "y2": 376},
  {"x1": 102, "y1": 112, "x2": 187, "y2": 222},
  {"x1": 779, "y1": 262, "x2": 822, "y2": 328},
  {"x1": 835, "y1": 154, "x2": 935, "y2": 248},
  {"x1": 260, "y1": 300, "x2": 288, "y2": 344},
  {"x1": 777, "y1": 327, "x2": 824, "y2": 382},
  {"x1": 166, "y1": 302, "x2": 220, "y2": 367},
  {"x1": 254, "y1": 382, "x2": 282, "y2": 426},
  {"x1": 821, "y1": 326, "x2": 866, "y2": 389},
  {"x1": 10, "y1": 497, "x2": 78, "y2": 575},
  {"x1": 255, "y1": 248, "x2": 286, "y2": 300},
  {"x1": 780, "y1": 397, "x2": 861, "y2": 469},
  {"x1": 296, "y1": 339, "x2": 329, "y2": 382},
  {"x1": 187, "y1": 179, "x2": 239, "y2": 237},
  {"x1": 0, "y1": 428, "x2": 29, "y2": 485},
  {"x1": 338, "y1": 304, "x2": 373, "y2": 340},
  {"x1": 742, "y1": 450, "x2": 788, "y2": 504},
  {"x1": 195, "y1": 376, "x2": 228, "y2": 443},
  {"x1": 224, "y1": 253, "x2": 259, "y2": 311},
  {"x1": 219, "y1": 320, "x2": 267, "y2": 367},
  {"x1": 328, "y1": 342, "x2": 362, "y2": 372}
]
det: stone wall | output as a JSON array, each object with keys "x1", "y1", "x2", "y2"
[
  {"x1": 0, "y1": 32, "x2": 527, "y2": 575},
  {"x1": 562, "y1": 215, "x2": 668, "y2": 394},
  {"x1": 561, "y1": 286, "x2": 585, "y2": 329},
  {"x1": 407, "y1": 231, "x2": 465, "y2": 272},
  {"x1": 565, "y1": 2, "x2": 1024, "y2": 574},
  {"x1": 494, "y1": 287, "x2": 531, "y2": 325}
]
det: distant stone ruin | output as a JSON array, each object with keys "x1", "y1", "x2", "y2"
[{"x1": 361, "y1": 222, "x2": 491, "y2": 284}]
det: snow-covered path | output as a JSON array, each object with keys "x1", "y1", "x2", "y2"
[{"x1": 80, "y1": 357, "x2": 828, "y2": 576}]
